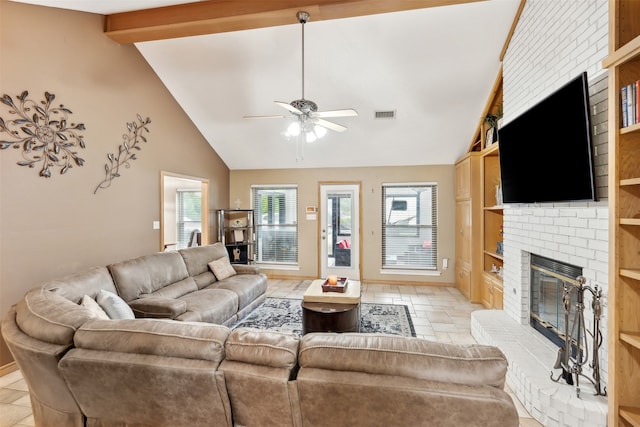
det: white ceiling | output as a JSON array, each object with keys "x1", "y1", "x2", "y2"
[{"x1": 11, "y1": 0, "x2": 521, "y2": 170}]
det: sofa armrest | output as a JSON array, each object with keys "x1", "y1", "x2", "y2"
[
  {"x1": 129, "y1": 297, "x2": 187, "y2": 319},
  {"x1": 232, "y1": 264, "x2": 260, "y2": 275}
]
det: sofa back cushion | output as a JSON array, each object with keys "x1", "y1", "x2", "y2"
[
  {"x1": 224, "y1": 327, "x2": 299, "y2": 368},
  {"x1": 42, "y1": 266, "x2": 118, "y2": 303},
  {"x1": 299, "y1": 333, "x2": 508, "y2": 388},
  {"x1": 179, "y1": 243, "x2": 229, "y2": 288},
  {"x1": 74, "y1": 318, "x2": 229, "y2": 363},
  {"x1": 108, "y1": 252, "x2": 189, "y2": 302}
]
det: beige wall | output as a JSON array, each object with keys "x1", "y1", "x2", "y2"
[
  {"x1": 0, "y1": 1, "x2": 229, "y2": 365},
  {"x1": 230, "y1": 165, "x2": 456, "y2": 284}
]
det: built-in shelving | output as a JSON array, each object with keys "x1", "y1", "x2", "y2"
[
  {"x1": 455, "y1": 69, "x2": 504, "y2": 309},
  {"x1": 604, "y1": 0, "x2": 640, "y2": 424}
]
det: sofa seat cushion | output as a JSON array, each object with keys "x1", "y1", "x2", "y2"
[
  {"x1": 73, "y1": 318, "x2": 229, "y2": 362},
  {"x1": 175, "y1": 288, "x2": 239, "y2": 324},
  {"x1": 299, "y1": 333, "x2": 509, "y2": 388},
  {"x1": 108, "y1": 252, "x2": 189, "y2": 302},
  {"x1": 213, "y1": 274, "x2": 268, "y2": 311}
]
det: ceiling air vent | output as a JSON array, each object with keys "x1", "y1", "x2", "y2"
[{"x1": 374, "y1": 110, "x2": 396, "y2": 119}]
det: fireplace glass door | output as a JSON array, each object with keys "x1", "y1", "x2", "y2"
[{"x1": 530, "y1": 255, "x2": 582, "y2": 348}]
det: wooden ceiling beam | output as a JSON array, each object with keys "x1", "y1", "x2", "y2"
[{"x1": 105, "y1": 0, "x2": 483, "y2": 44}]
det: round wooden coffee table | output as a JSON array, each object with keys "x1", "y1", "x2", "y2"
[{"x1": 301, "y1": 301, "x2": 360, "y2": 334}]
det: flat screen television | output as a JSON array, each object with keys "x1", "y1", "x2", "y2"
[{"x1": 497, "y1": 72, "x2": 597, "y2": 203}]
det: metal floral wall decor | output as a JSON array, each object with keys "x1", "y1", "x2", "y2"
[
  {"x1": 94, "y1": 114, "x2": 151, "y2": 194},
  {"x1": 0, "y1": 91, "x2": 86, "y2": 177}
]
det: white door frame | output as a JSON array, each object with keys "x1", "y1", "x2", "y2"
[{"x1": 319, "y1": 183, "x2": 361, "y2": 280}]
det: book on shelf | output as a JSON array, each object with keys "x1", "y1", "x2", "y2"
[
  {"x1": 621, "y1": 80, "x2": 640, "y2": 127},
  {"x1": 622, "y1": 84, "x2": 628, "y2": 127}
]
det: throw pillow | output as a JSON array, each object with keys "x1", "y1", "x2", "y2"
[
  {"x1": 208, "y1": 257, "x2": 237, "y2": 281},
  {"x1": 96, "y1": 289, "x2": 135, "y2": 320},
  {"x1": 81, "y1": 295, "x2": 110, "y2": 320}
]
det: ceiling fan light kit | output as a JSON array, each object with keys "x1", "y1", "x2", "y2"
[{"x1": 244, "y1": 11, "x2": 357, "y2": 160}]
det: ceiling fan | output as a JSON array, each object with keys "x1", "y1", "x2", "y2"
[{"x1": 243, "y1": 11, "x2": 357, "y2": 138}]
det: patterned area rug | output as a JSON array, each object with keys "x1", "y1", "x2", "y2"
[{"x1": 231, "y1": 297, "x2": 416, "y2": 337}]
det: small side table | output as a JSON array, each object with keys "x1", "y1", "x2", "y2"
[{"x1": 301, "y1": 279, "x2": 361, "y2": 334}]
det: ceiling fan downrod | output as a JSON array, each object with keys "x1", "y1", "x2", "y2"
[{"x1": 297, "y1": 11, "x2": 309, "y2": 105}]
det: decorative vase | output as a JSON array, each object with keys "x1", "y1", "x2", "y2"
[{"x1": 495, "y1": 185, "x2": 503, "y2": 206}]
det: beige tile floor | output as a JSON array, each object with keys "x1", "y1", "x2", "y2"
[{"x1": 0, "y1": 279, "x2": 541, "y2": 427}]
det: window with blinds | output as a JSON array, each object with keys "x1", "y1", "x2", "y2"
[
  {"x1": 252, "y1": 185, "x2": 298, "y2": 264},
  {"x1": 382, "y1": 183, "x2": 438, "y2": 270},
  {"x1": 176, "y1": 190, "x2": 202, "y2": 249}
]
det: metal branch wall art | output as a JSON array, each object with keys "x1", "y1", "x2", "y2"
[
  {"x1": 0, "y1": 91, "x2": 86, "y2": 177},
  {"x1": 94, "y1": 114, "x2": 151, "y2": 194}
]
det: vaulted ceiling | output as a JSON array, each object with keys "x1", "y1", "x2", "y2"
[{"x1": 10, "y1": 0, "x2": 522, "y2": 170}]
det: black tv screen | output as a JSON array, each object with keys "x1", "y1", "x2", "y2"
[{"x1": 498, "y1": 72, "x2": 597, "y2": 203}]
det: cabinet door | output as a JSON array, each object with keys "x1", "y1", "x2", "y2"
[
  {"x1": 492, "y1": 284, "x2": 504, "y2": 309},
  {"x1": 455, "y1": 157, "x2": 470, "y2": 200},
  {"x1": 456, "y1": 200, "x2": 472, "y2": 263},
  {"x1": 481, "y1": 272, "x2": 503, "y2": 309},
  {"x1": 480, "y1": 273, "x2": 492, "y2": 308},
  {"x1": 455, "y1": 260, "x2": 471, "y2": 300}
]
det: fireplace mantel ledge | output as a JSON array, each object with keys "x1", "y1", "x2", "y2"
[{"x1": 471, "y1": 310, "x2": 607, "y2": 427}]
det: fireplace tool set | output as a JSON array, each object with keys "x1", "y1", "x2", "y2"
[{"x1": 551, "y1": 276, "x2": 606, "y2": 398}]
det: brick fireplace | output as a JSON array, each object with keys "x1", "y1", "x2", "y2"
[{"x1": 466, "y1": 1, "x2": 613, "y2": 425}]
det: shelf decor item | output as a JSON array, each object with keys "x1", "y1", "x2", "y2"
[
  {"x1": 484, "y1": 109, "x2": 502, "y2": 148},
  {"x1": 231, "y1": 217, "x2": 247, "y2": 227},
  {"x1": 485, "y1": 128, "x2": 496, "y2": 148}
]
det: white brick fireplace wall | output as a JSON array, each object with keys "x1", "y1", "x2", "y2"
[{"x1": 471, "y1": 1, "x2": 610, "y2": 426}]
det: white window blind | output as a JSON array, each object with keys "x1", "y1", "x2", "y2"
[
  {"x1": 251, "y1": 185, "x2": 298, "y2": 264},
  {"x1": 382, "y1": 183, "x2": 438, "y2": 270},
  {"x1": 176, "y1": 190, "x2": 201, "y2": 249}
]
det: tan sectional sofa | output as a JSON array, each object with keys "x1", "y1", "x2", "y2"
[{"x1": 1, "y1": 244, "x2": 519, "y2": 427}]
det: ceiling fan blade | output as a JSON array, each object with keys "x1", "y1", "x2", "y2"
[
  {"x1": 243, "y1": 114, "x2": 287, "y2": 119},
  {"x1": 314, "y1": 118, "x2": 347, "y2": 132},
  {"x1": 313, "y1": 108, "x2": 358, "y2": 118},
  {"x1": 275, "y1": 101, "x2": 302, "y2": 115}
]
